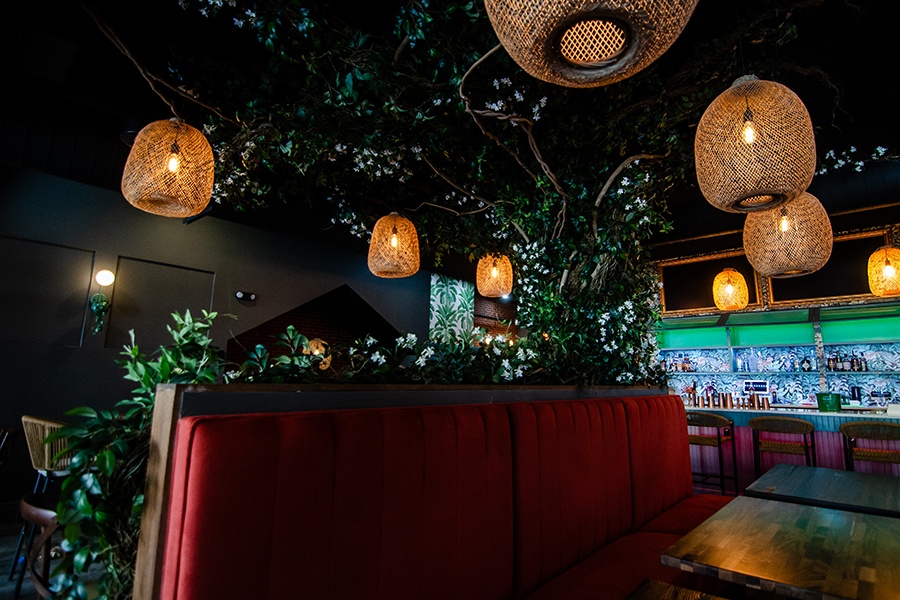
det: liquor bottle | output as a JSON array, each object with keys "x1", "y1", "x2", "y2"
[
  {"x1": 842, "y1": 353, "x2": 852, "y2": 372},
  {"x1": 801, "y1": 356, "x2": 811, "y2": 372},
  {"x1": 735, "y1": 353, "x2": 744, "y2": 373},
  {"x1": 827, "y1": 354, "x2": 836, "y2": 371},
  {"x1": 861, "y1": 355, "x2": 868, "y2": 372},
  {"x1": 851, "y1": 352, "x2": 860, "y2": 372}
]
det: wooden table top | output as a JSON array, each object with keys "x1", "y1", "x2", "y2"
[
  {"x1": 661, "y1": 496, "x2": 900, "y2": 600},
  {"x1": 625, "y1": 579, "x2": 727, "y2": 599},
  {"x1": 745, "y1": 464, "x2": 900, "y2": 518}
]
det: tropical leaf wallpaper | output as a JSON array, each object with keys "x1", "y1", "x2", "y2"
[{"x1": 429, "y1": 274, "x2": 474, "y2": 343}]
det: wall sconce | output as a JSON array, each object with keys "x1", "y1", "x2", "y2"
[
  {"x1": 235, "y1": 291, "x2": 257, "y2": 301},
  {"x1": 90, "y1": 269, "x2": 115, "y2": 335}
]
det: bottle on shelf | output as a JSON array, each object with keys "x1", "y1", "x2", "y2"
[
  {"x1": 827, "y1": 354, "x2": 836, "y2": 371},
  {"x1": 861, "y1": 355, "x2": 868, "y2": 372},
  {"x1": 842, "y1": 352, "x2": 852, "y2": 372},
  {"x1": 801, "y1": 356, "x2": 811, "y2": 372},
  {"x1": 735, "y1": 352, "x2": 744, "y2": 373},
  {"x1": 851, "y1": 352, "x2": 860, "y2": 372}
]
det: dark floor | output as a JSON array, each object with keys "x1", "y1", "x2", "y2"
[{"x1": 0, "y1": 523, "x2": 37, "y2": 600}]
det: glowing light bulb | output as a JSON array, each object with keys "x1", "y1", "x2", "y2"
[
  {"x1": 742, "y1": 121, "x2": 756, "y2": 145},
  {"x1": 95, "y1": 269, "x2": 115, "y2": 287},
  {"x1": 725, "y1": 283, "x2": 734, "y2": 295},
  {"x1": 885, "y1": 261, "x2": 897, "y2": 279},
  {"x1": 390, "y1": 234, "x2": 398, "y2": 248},
  {"x1": 779, "y1": 215, "x2": 790, "y2": 232},
  {"x1": 491, "y1": 266, "x2": 499, "y2": 278},
  {"x1": 166, "y1": 152, "x2": 181, "y2": 173}
]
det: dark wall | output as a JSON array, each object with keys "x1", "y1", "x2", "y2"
[{"x1": 0, "y1": 165, "x2": 431, "y2": 509}]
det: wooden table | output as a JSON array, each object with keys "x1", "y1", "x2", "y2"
[
  {"x1": 625, "y1": 579, "x2": 727, "y2": 599},
  {"x1": 745, "y1": 463, "x2": 900, "y2": 518},
  {"x1": 661, "y1": 496, "x2": 900, "y2": 600}
]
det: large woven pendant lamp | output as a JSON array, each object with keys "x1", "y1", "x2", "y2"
[
  {"x1": 743, "y1": 192, "x2": 832, "y2": 278},
  {"x1": 868, "y1": 245, "x2": 900, "y2": 297},
  {"x1": 121, "y1": 119, "x2": 215, "y2": 218},
  {"x1": 695, "y1": 76, "x2": 816, "y2": 213},
  {"x1": 477, "y1": 255, "x2": 514, "y2": 297},
  {"x1": 484, "y1": 0, "x2": 698, "y2": 88},
  {"x1": 367, "y1": 213, "x2": 420, "y2": 278},
  {"x1": 712, "y1": 268, "x2": 749, "y2": 311}
]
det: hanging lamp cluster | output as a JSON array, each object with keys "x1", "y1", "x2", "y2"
[
  {"x1": 367, "y1": 213, "x2": 421, "y2": 278},
  {"x1": 484, "y1": 0, "x2": 699, "y2": 88},
  {"x1": 867, "y1": 245, "x2": 900, "y2": 297},
  {"x1": 121, "y1": 119, "x2": 215, "y2": 218},
  {"x1": 695, "y1": 76, "x2": 817, "y2": 213},
  {"x1": 712, "y1": 268, "x2": 749, "y2": 311},
  {"x1": 476, "y1": 255, "x2": 514, "y2": 297}
]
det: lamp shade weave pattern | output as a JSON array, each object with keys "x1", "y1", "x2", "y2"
[
  {"x1": 712, "y1": 268, "x2": 749, "y2": 311},
  {"x1": 367, "y1": 213, "x2": 420, "y2": 278},
  {"x1": 868, "y1": 245, "x2": 900, "y2": 297},
  {"x1": 476, "y1": 255, "x2": 514, "y2": 297},
  {"x1": 743, "y1": 192, "x2": 832, "y2": 278},
  {"x1": 121, "y1": 119, "x2": 215, "y2": 218},
  {"x1": 484, "y1": 0, "x2": 698, "y2": 88},
  {"x1": 695, "y1": 76, "x2": 816, "y2": 213}
]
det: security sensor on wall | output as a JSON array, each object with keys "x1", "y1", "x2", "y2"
[{"x1": 235, "y1": 291, "x2": 257, "y2": 301}]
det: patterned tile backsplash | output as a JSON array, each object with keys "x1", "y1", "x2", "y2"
[{"x1": 661, "y1": 342, "x2": 900, "y2": 405}]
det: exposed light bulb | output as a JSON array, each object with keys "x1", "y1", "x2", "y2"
[
  {"x1": 741, "y1": 106, "x2": 756, "y2": 145},
  {"x1": 725, "y1": 283, "x2": 734, "y2": 295},
  {"x1": 779, "y1": 215, "x2": 790, "y2": 232},
  {"x1": 491, "y1": 266, "x2": 499, "y2": 278},
  {"x1": 390, "y1": 233, "x2": 398, "y2": 248},
  {"x1": 166, "y1": 152, "x2": 181, "y2": 173},
  {"x1": 742, "y1": 121, "x2": 756, "y2": 144},
  {"x1": 885, "y1": 261, "x2": 897, "y2": 279}
]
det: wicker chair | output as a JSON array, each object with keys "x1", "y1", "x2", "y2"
[
  {"x1": 686, "y1": 411, "x2": 739, "y2": 495},
  {"x1": 8, "y1": 416, "x2": 70, "y2": 585},
  {"x1": 839, "y1": 421, "x2": 900, "y2": 472},
  {"x1": 748, "y1": 416, "x2": 816, "y2": 478}
]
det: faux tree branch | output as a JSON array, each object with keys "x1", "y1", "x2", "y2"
[
  {"x1": 459, "y1": 44, "x2": 571, "y2": 239},
  {"x1": 82, "y1": 1, "x2": 238, "y2": 126},
  {"x1": 591, "y1": 154, "x2": 663, "y2": 239},
  {"x1": 417, "y1": 153, "x2": 531, "y2": 243}
]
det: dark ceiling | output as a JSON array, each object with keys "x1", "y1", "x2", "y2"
[{"x1": 2, "y1": 1, "x2": 899, "y2": 278}]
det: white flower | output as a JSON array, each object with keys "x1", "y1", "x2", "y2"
[
  {"x1": 415, "y1": 356, "x2": 427, "y2": 367},
  {"x1": 492, "y1": 346, "x2": 502, "y2": 356},
  {"x1": 370, "y1": 351, "x2": 386, "y2": 365},
  {"x1": 365, "y1": 336, "x2": 377, "y2": 347}
]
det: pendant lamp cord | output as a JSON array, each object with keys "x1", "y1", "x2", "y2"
[
  {"x1": 80, "y1": 1, "x2": 239, "y2": 125},
  {"x1": 734, "y1": 0, "x2": 746, "y2": 73}
]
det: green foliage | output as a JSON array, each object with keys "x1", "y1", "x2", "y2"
[{"x1": 50, "y1": 310, "x2": 226, "y2": 600}]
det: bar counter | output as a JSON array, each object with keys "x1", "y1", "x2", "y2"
[{"x1": 684, "y1": 404, "x2": 900, "y2": 433}]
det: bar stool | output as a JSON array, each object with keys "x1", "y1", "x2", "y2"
[
  {"x1": 839, "y1": 421, "x2": 900, "y2": 472},
  {"x1": 686, "y1": 411, "x2": 739, "y2": 495},
  {"x1": 748, "y1": 416, "x2": 816, "y2": 478},
  {"x1": 8, "y1": 416, "x2": 69, "y2": 584}
]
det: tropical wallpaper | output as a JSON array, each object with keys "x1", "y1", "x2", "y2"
[{"x1": 429, "y1": 274, "x2": 475, "y2": 343}]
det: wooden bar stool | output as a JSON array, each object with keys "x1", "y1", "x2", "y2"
[
  {"x1": 686, "y1": 411, "x2": 739, "y2": 495},
  {"x1": 748, "y1": 416, "x2": 816, "y2": 478},
  {"x1": 839, "y1": 421, "x2": 900, "y2": 472}
]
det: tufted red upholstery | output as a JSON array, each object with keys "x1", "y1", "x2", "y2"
[
  {"x1": 162, "y1": 404, "x2": 514, "y2": 600},
  {"x1": 506, "y1": 399, "x2": 633, "y2": 598},
  {"x1": 158, "y1": 394, "x2": 728, "y2": 600}
]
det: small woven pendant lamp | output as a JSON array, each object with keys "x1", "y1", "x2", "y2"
[
  {"x1": 121, "y1": 119, "x2": 215, "y2": 218},
  {"x1": 695, "y1": 76, "x2": 816, "y2": 213},
  {"x1": 867, "y1": 245, "x2": 900, "y2": 296},
  {"x1": 367, "y1": 213, "x2": 420, "y2": 278},
  {"x1": 712, "y1": 268, "x2": 749, "y2": 311},
  {"x1": 484, "y1": 0, "x2": 698, "y2": 88},
  {"x1": 743, "y1": 192, "x2": 832, "y2": 278},
  {"x1": 476, "y1": 254, "x2": 514, "y2": 297}
]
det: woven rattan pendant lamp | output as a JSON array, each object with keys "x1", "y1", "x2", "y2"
[
  {"x1": 712, "y1": 268, "x2": 749, "y2": 311},
  {"x1": 367, "y1": 213, "x2": 420, "y2": 278},
  {"x1": 121, "y1": 119, "x2": 215, "y2": 218},
  {"x1": 743, "y1": 192, "x2": 832, "y2": 278},
  {"x1": 868, "y1": 245, "x2": 900, "y2": 296},
  {"x1": 477, "y1": 254, "x2": 514, "y2": 297},
  {"x1": 484, "y1": 0, "x2": 698, "y2": 88},
  {"x1": 695, "y1": 76, "x2": 816, "y2": 213}
]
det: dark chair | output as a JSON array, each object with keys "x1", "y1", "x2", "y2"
[
  {"x1": 748, "y1": 416, "x2": 816, "y2": 478},
  {"x1": 839, "y1": 421, "x2": 900, "y2": 472},
  {"x1": 16, "y1": 493, "x2": 60, "y2": 598},
  {"x1": 686, "y1": 411, "x2": 739, "y2": 495},
  {"x1": 8, "y1": 416, "x2": 69, "y2": 584}
]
